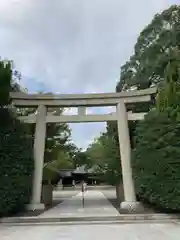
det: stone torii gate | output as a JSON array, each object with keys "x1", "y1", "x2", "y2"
[{"x1": 10, "y1": 87, "x2": 156, "y2": 212}]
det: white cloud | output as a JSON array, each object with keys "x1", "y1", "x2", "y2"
[{"x1": 0, "y1": 0, "x2": 173, "y2": 148}]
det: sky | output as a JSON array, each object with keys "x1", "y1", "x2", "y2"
[{"x1": 0, "y1": 0, "x2": 178, "y2": 149}]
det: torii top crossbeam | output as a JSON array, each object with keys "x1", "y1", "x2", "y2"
[{"x1": 10, "y1": 87, "x2": 156, "y2": 107}]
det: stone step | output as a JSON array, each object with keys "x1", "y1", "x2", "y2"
[
  {"x1": 1, "y1": 219, "x2": 178, "y2": 227},
  {"x1": 1, "y1": 214, "x2": 180, "y2": 225}
]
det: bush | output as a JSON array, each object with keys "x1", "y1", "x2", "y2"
[
  {"x1": 132, "y1": 107, "x2": 180, "y2": 211},
  {"x1": 0, "y1": 109, "x2": 34, "y2": 217}
]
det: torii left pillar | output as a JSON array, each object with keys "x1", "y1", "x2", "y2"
[{"x1": 27, "y1": 105, "x2": 47, "y2": 210}]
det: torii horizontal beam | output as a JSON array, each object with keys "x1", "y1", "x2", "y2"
[
  {"x1": 18, "y1": 112, "x2": 146, "y2": 123},
  {"x1": 10, "y1": 87, "x2": 156, "y2": 107}
]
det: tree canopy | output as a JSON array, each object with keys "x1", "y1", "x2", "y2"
[
  {"x1": 132, "y1": 54, "x2": 180, "y2": 211},
  {"x1": 84, "y1": 5, "x2": 180, "y2": 212},
  {"x1": 117, "y1": 5, "x2": 180, "y2": 92},
  {"x1": 86, "y1": 128, "x2": 122, "y2": 185}
]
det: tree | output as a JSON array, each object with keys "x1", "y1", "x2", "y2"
[
  {"x1": 132, "y1": 50, "x2": 180, "y2": 211},
  {"x1": 95, "y1": 5, "x2": 180, "y2": 209},
  {"x1": 132, "y1": 107, "x2": 180, "y2": 211},
  {"x1": 73, "y1": 150, "x2": 90, "y2": 169},
  {"x1": 86, "y1": 135, "x2": 107, "y2": 169},
  {"x1": 156, "y1": 47, "x2": 180, "y2": 112},
  {"x1": 16, "y1": 93, "x2": 79, "y2": 187},
  {"x1": 86, "y1": 128, "x2": 123, "y2": 203},
  {"x1": 44, "y1": 108, "x2": 72, "y2": 164},
  {"x1": 43, "y1": 151, "x2": 74, "y2": 185},
  {"x1": 115, "y1": 6, "x2": 180, "y2": 148},
  {"x1": 107, "y1": 3, "x2": 180, "y2": 191},
  {"x1": 116, "y1": 5, "x2": 180, "y2": 91},
  {"x1": 17, "y1": 102, "x2": 73, "y2": 166},
  {"x1": 0, "y1": 59, "x2": 34, "y2": 217},
  {"x1": 0, "y1": 60, "x2": 12, "y2": 106}
]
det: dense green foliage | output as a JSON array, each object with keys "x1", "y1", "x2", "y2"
[
  {"x1": 0, "y1": 112, "x2": 34, "y2": 216},
  {"x1": 19, "y1": 106, "x2": 77, "y2": 184},
  {"x1": 44, "y1": 108, "x2": 72, "y2": 164},
  {"x1": 116, "y1": 5, "x2": 180, "y2": 91},
  {"x1": 86, "y1": 127, "x2": 122, "y2": 186},
  {"x1": 132, "y1": 48, "x2": 180, "y2": 211},
  {"x1": 43, "y1": 151, "x2": 74, "y2": 185},
  {"x1": 115, "y1": 5, "x2": 180, "y2": 156},
  {"x1": 132, "y1": 107, "x2": 180, "y2": 211},
  {"x1": 2, "y1": 3, "x2": 180, "y2": 215},
  {"x1": 156, "y1": 49, "x2": 180, "y2": 112},
  {"x1": 86, "y1": 4, "x2": 180, "y2": 211},
  {"x1": 0, "y1": 59, "x2": 81, "y2": 215},
  {"x1": 0, "y1": 59, "x2": 34, "y2": 217},
  {"x1": 0, "y1": 61, "x2": 12, "y2": 106}
]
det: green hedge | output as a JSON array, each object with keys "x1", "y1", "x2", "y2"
[
  {"x1": 0, "y1": 109, "x2": 34, "y2": 217},
  {"x1": 132, "y1": 108, "x2": 180, "y2": 211}
]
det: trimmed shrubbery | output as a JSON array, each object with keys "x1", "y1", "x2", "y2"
[
  {"x1": 0, "y1": 60, "x2": 34, "y2": 217},
  {"x1": 0, "y1": 109, "x2": 34, "y2": 217},
  {"x1": 132, "y1": 107, "x2": 180, "y2": 211},
  {"x1": 131, "y1": 47, "x2": 180, "y2": 212}
]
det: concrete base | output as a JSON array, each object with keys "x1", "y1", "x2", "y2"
[
  {"x1": 120, "y1": 201, "x2": 144, "y2": 213},
  {"x1": 26, "y1": 203, "x2": 45, "y2": 211}
]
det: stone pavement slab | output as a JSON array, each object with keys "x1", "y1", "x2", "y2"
[
  {"x1": 39, "y1": 190, "x2": 120, "y2": 218},
  {"x1": 1, "y1": 222, "x2": 180, "y2": 239},
  {"x1": 1, "y1": 189, "x2": 180, "y2": 239}
]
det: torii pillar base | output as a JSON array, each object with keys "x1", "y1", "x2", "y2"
[{"x1": 120, "y1": 201, "x2": 144, "y2": 213}]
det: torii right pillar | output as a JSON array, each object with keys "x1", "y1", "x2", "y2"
[{"x1": 117, "y1": 100, "x2": 144, "y2": 213}]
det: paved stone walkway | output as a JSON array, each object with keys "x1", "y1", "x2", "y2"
[
  {"x1": 40, "y1": 190, "x2": 120, "y2": 218},
  {"x1": 1, "y1": 221, "x2": 180, "y2": 239},
  {"x1": 1, "y1": 189, "x2": 180, "y2": 239}
]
